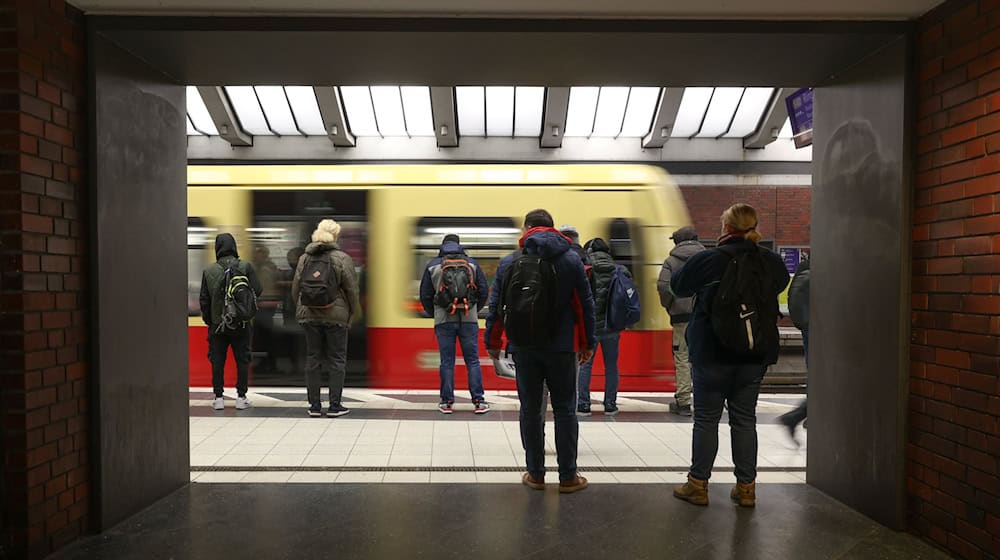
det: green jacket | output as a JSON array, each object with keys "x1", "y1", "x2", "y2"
[
  {"x1": 199, "y1": 233, "x2": 263, "y2": 327},
  {"x1": 292, "y1": 242, "x2": 361, "y2": 326}
]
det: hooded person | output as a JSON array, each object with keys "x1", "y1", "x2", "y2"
[
  {"x1": 559, "y1": 224, "x2": 591, "y2": 267},
  {"x1": 292, "y1": 219, "x2": 362, "y2": 418},
  {"x1": 656, "y1": 225, "x2": 707, "y2": 416},
  {"x1": 418, "y1": 233, "x2": 491, "y2": 414},
  {"x1": 486, "y1": 209, "x2": 596, "y2": 494},
  {"x1": 199, "y1": 233, "x2": 262, "y2": 411},
  {"x1": 575, "y1": 237, "x2": 632, "y2": 416}
]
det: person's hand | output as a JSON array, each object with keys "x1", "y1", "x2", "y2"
[
  {"x1": 488, "y1": 349, "x2": 501, "y2": 361},
  {"x1": 579, "y1": 347, "x2": 595, "y2": 364}
]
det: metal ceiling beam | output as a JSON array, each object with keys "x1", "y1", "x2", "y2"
[
  {"x1": 314, "y1": 86, "x2": 356, "y2": 147},
  {"x1": 430, "y1": 87, "x2": 458, "y2": 147},
  {"x1": 744, "y1": 88, "x2": 788, "y2": 149},
  {"x1": 642, "y1": 87, "x2": 684, "y2": 149},
  {"x1": 540, "y1": 87, "x2": 569, "y2": 148},
  {"x1": 196, "y1": 86, "x2": 252, "y2": 147}
]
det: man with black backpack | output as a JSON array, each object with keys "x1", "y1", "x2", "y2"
[
  {"x1": 292, "y1": 219, "x2": 361, "y2": 418},
  {"x1": 669, "y1": 203, "x2": 788, "y2": 508},
  {"x1": 577, "y1": 237, "x2": 638, "y2": 416},
  {"x1": 486, "y1": 209, "x2": 596, "y2": 494},
  {"x1": 200, "y1": 233, "x2": 263, "y2": 411},
  {"x1": 419, "y1": 233, "x2": 490, "y2": 414}
]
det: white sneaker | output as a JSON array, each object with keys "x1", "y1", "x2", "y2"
[
  {"x1": 235, "y1": 397, "x2": 252, "y2": 410},
  {"x1": 211, "y1": 397, "x2": 224, "y2": 410}
]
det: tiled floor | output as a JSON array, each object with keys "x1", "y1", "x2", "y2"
[{"x1": 190, "y1": 388, "x2": 807, "y2": 483}]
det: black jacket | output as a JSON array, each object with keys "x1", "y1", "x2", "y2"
[
  {"x1": 587, "y1": 239, "x2": 631, "y2": 334},
  {"x1": 671, "y1": 237, "x2": 789, "y2": 367},
  {"x1": 199, "y1": 233, "x2": 262, "y2": 326},
  {"x1": 788, "y1": 258, "x2": 810, "y2": 330}
]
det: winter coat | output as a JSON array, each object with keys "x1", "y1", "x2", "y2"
[
  {"x1": 671, "y1": 237, "x2": 789, "y2": 367},
  {"x1": 657, "y1": 239, "x2": 707, "y2": 324},
  {"x1": 788, "y1": 258, "x2": 810, "y2": 330},
  {"x1": 587, "y1": 241, "x2": 632, "y2": 334},
  {"x1": 291, "y1": 242, "x2": 361, "y2": 326},
  {"x1": 199, "y1": 233, "x2": 262, "y2": 328},
  {"x1": 418, "y1": 240, "x2": 489, "y2": 326},
  {"x1": 569, "y1": 242, "x2": 592, "y2": 267},
  {"x1": 486, "y1": 227, "x2": 597, "y2": 353}
]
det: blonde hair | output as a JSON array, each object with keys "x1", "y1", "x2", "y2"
[
  {"x1": 311, "y1": 219, "x2": 341, "y2": 244},
  {"x1": 720, "y1": 203, "x2": 762, "y2": 244}
]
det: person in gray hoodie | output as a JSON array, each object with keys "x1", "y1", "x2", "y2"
[
  {"x1": 292, "y1": 219, "x2": 361, "y2": 418},
  {"x1": 419, "y1": 234, "x2": 491, "y2": 414},
  {"x1": 657, "y1": 226, "x2": 706, "y2": 416}
]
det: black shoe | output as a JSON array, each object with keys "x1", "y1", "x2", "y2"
[
  {"x1": 677, "y1": 405, "x2": 692, "y2": 417},
  {"x1": 577, "y1": 404, "x2": 591, "y2": 417},
  {"x1": 779, "y1": 413, "x2": 800, "y2": 446},
  {"x1": 307, "y1": 404, "x2": 323, "y2": 418},
  {"x1": 604, "y1": 404, "x2": 619, "y2": 416},
  {"x1": 328, "y1": 403, "x2": 350, "y2": 417}
]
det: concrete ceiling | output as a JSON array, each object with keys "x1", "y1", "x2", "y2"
[{"x1": 71, "y1": 0, "x2": 939, "y2": 20}]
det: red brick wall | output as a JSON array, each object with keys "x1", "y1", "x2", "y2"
[
  {"x1": 911, "y1": 0, "x2": 1000, "y2": 558},
  {"x1": 0, "y1": 1, "x2": 88, "y2": 558},
  {"x1": 680, "y1": 185, "x2": 812, "y2": 246}
]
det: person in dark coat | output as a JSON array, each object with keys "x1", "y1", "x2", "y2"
[
  {"x1": 487, "y1": 209, "x2": 596, "y2": 494},
  {"x1": 669, "y1": 203, "x2": 789, "y2": 508},
  {"x1": 576, "y1": 237, "x2": 631, "y2": 416},
  {"x1": 419, "y1": 234, "x2": 491, "y2": 414},
  {"x1": 657, "y1": 226, "x2": 707, "y2": 416},
  {"x1": 780, "y1": 257, "x2": 810, "y2": 443},
  {"x1": 559, "y1": 224, "x2": 591, "y2": 267},
  {"x1": 199, "y1": 233, "x2": 262, "y2": 411}
]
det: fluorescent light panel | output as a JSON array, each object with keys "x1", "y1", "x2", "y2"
[
  {"x1": 779, "y1": 118, "x2": 793, "y2": 138},
  {"x1": 339, "y1": 86, "x2": 380, "y2": 136},
  {"x1": 564, "y1": 87, "x2": 599, "y2": 137},
  {"x1": 591, "y1": 87, "x2": 629, "y2": 137},
  {"x1": 725, "y1": 87, "x2": 774, "y2": 138},
  {"x1": 698, "y1": 87, "x2": 744, "y2": 138},
  {"x1": 186, "y1": 115, "x2": 200, "y2": 136},
  {"x1": 224, "y1": 86, "x2": 272, "y2": 135},
  {"x1": 486, "y1": 86, "x2": 514, "y2": 137},
  {"x1": 619, "y1": 87, "x2": 660, "y2": 137},
  {"x1": 400, "y1": 86, "x2": 434, "y2": 137},
  {"x1": 254, "y1": 86, "x2": 300, "y2": 135},
  {"x1": 185, "y1": 86, "x2": 218, "y2": 135},
  {"x1": 456, "y1": 86, "x2": 486, "y2": 136},
  {"x1": 671, "y1": 87, "x2": 714, "y2": 137},
  {"x1": 284, "y1": 86, "x2": 327, "y2": 136},
  {"x1": 513, "y1": 87, "x2": 544, "y2": 137},
  {"x1": 371, "y1": 86, "x2": 407, "y2": 136}
]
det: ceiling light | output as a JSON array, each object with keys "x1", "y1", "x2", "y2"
[
  {"x1": 725, "y1": 87, "x2": 774, "y2": 138},
  {"x1": 698, "y1": 87, "x2": 744, "y2": 138},
  {"x1": 620, "y1": 87, "x2": 661, "y2": 137},
  {"x1": 456, "y1": 86, "x2": 486, "y2": 136},
  {"x1": 401, "y1": 86, "x2": 435, "y2": 137},
  {"x1": 671, "y1": 87, "x2": 714, "y2": 137},
  {"x1": 185, "y1": 86, "x2": 218, "y2": 135},
  {"x1": 564, "y1": 87, "x2": 599, "y2": 137},
  {"x1": 339, "y1": 86, "x2": 379, "y2": 137},
  {"x1": 224, "y1": 86, "x2": 272, "y2": 135},
  {"x1": 284, "y1": 86, "x2": 327, "y2": 136},
  {"x1": 514, "y1": 87, "x2": 544, "y2": 137},
  {"x1": 254, "y1": 86, "x2": 300, "y2": 136},
  {"x1": 371, "y1": 86, "x2": 407, "y2": 136},
  {"x1": 591, "y1": 87, "x2": 629, "y2": 137},
  {"x1": 186, "y1": 114, "x2": 200, "y2": 136},
  {"x1": 486, "y1": 86, "x2": 514, "y2": 137}
]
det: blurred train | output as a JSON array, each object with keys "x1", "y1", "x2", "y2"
[{"x1": 187, "y1": 164, "x2": 691, "y2": 392}]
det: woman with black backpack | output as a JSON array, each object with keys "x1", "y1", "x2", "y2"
[{"x1": 669, "y1": 203, "x2": 790, "y2": 508}]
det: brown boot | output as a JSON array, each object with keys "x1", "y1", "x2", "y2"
[
  {"x1": 559, "y1": 475, "x2": 589, "y2": 494},
  {"x1": 522, "y1": 472, "x2": 545, "y2": 490},
  {"x1": 730, "y1": 481, "x2": 756, "y2": 507},
  {"x1": 673, "y1": 475, "x2": 709, "y2": 506}
]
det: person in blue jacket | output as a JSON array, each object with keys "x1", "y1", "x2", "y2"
[
  {"x1": 486, "y1": 209, "x2": 596, "y2": 494},
  {"x1": 419, "y1": 234, "x2": 490, "y2": 414},
  {"x1": 670, "y1": 203, "x2": 790, "y2": 508}
]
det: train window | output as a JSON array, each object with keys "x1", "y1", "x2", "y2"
[
  {"x1": 606, "y1": 217, "x2": 643, "y2": 276},
  {"x1": 411, "y1": 217, "x2": 519, "y2": 318},
  {"x1": 187, "y1": 217, "x2": 216, "y2": 316}
]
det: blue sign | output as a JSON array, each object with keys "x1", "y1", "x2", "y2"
[{"x1": 785, "y1": 88, "x2": 813, "y2": 136}]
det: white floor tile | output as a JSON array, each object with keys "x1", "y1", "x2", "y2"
[
  {"x1": 301, "y1": 455, "x2": 348, "y2": 467},
  {"x1": 473, "y1": 455, "x2": 518, "y2": 467},
  {"x1": 476, "y1": 472, "x2": 520, "y2": 483},
  {"x1": 388, "y1": 455, "x2": 432, "y2": 467},
  {"x1": 755, "y1": 471, "x2": 807, "y2": 484},
  {"x1": 344, "y1": 454, "x2": 390, "y2": 467},
  {"x1": 258, "y1": 455, "x2": 306, "y2": 467},
  {"x1": 215, "y1": 455, "x2": 264, "y2": 467},
  {"x1": 578, "y1": 471, "x2": 617, "y2": 483},
  {"x1": 190, "y1": 455, "x2": 222, "y2": 467},
  {"x1": 432, "y1": 456, "x2": 476, "y2": 467}
]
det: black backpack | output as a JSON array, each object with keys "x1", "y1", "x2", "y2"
[
  {"x1": 710, "y1": 245, "x2": 779, "y2": 360},
  {"x1": 299, "y1": 253, "x2": 340, "y2": 308},
  {"x1": 501, "y1": 250, "x2": 558, "y2": 347},
  {"x1": 218, "y1": 260, "x2": 257, "y2": 331},
  {"x1": 434, "y1": 254, "x2": 479, "y2": 316}
]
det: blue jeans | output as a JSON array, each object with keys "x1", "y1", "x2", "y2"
[
  {"x1": 514, "y1": 350, "x2": 579, "y2": 482},
  {"x1": 690, "y1": 362, "x2": 766, "y2": 484},
  {"x1": 435, "y1": 322, "x2": 485, "y2": 403},
  {"x1": 577, "y1": 331, "x2": 621, "y2": 407}
]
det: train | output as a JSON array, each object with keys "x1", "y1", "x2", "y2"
[{"x1": 187, "y1": 164, "x2": 691, "y2": 392}]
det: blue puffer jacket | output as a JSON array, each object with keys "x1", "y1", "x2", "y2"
[
  {"x1": 418, "y1": 240, "x2": 489, "y2": 325},
  {"x1": 671, "y1": 237, "x2": 790, "y2": 367},
  {"x1": 486, "y1": 227, "x2": 597, "y2": 353}
]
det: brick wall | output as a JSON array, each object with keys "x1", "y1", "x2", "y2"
[
  {"x1": 0, "y1": 1, "x2": 88, "y2": 558},
  {"x1": 911, "y1": 0, "x2": 1000, "y2": 558},
  {"x1": 680, "y1": 185, "x2": 811, "y2": 246}
]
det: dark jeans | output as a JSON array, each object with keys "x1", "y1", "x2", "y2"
[
  {"x1": 435, "y1": 321, "x2": 485, "y2": 403},
  {"x1": 209, "y1": 327, "x2": 251, "y2": 398},
  {"x1": 690, "y1": 362, "x2": 766, "y2": 484},
  {"x1": 784, "y1": 328, "x2": 809, "y2": 426},
  {"x1": 577, "y1": 331, "x2": 621, "y2": 407},
  {"x1": 514, "y1": 350, "x2": 579, "y2": 482},
  {"x1": 304, "y1": 323, "x2": 349, "y2": 407}
]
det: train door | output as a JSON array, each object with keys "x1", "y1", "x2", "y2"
[{"x1": 249, "y1": 189, "x2": 368, "y2": 387}]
